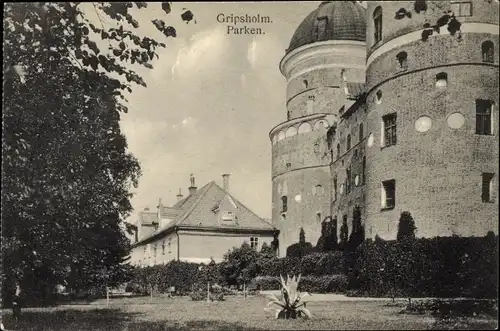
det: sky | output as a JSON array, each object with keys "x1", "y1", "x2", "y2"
[{"x1": 97, "y1": 2, "x2": 323, "y2": 222}]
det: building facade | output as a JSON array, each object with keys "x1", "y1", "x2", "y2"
[
  {"x1": 270, "y1": 1, "x2": 499, "y2": 256},
  {"x1": 130, "y1": 175, "x2": 278, "y2": 266}
]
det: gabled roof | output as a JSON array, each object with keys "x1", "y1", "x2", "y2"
[{"x1": 134, "y1": 181, "x2": 275, "y2": 245}]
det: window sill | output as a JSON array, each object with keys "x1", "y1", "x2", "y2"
[
  {"x1": 482, "y1": 200, "x2": 495, "y2": 204},
  {"x1": 380, "y1": 206, "x2": 395, "y2": 212},
  {"x1": 475, "y1": 133, "x2": 495, "y2": 137}
]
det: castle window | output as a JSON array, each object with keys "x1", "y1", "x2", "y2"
[
  {"x1": 314, "y1": 185, "x2": 324, "y2": 196},
  {"x1": 303, "y1": 80, "x2": 308, "y2": 88},
  {"x1": 375, "y1": 90, "x2": 382, "y2": 104},
  {"x1": 396, "y1": 52, "x2": 408, "y2": 70},
  {"x1": 381, "y1": 179, "x2": 396, "y2": 210},
  {"x1": 153, "y1": 244, "x2": 157, "y2": 257},
  {"x1": 286, "y1": 163, "x2": 291, "y2": 171},
  {"x1": 281, "y1": 196, "x2": 288, "y2": 212},
  {"x1": 314, "y1": 143, "x2": 320, "y2": 153},
  {"x1": 346, "y1": 134, "x2": 351, "y2": 151},
  {"x1": 316, "y1": 17, "x2": 328, "y2": 40},
  {"x1": 294, "y1": 194, "x2": 302, "y2": 203},
  {"x1": 415, "y1": 116, "x2": 432, "y2": 133},
  {"x1": 162, "y1": 240, "x2": 165, "y2": 255},
  {"x1": 287, "y1": 111, "x2": 291, "y2": 120},
  {"x1": 373, "y1": 6, "x2": 383, "y2": 43},
  {"x1": 382, "y1": 113, "x2": 397, "y2": 147},
  {"x1": 346, "y1": 168, "x2": 352, "y2": 194},
  {"x1": 482, "y1": 41, "x2": 494, "y2": 63},
  {"x1": 359, "y1": 123, "x2": 364, "y2": 141},
  {"x1": 168, "y1": 240, "x2": 172, "y2": 254},
  {"x1": 482, "y1": 173, "x2": 495, "y2": 202},
  {"x1": 334, "y1": 178, "x2": 338, "y2": 201},
  {"x1": 286, "y1": 126, "x2": 298, "y2": 138},
  {"x1": 447, "y1": 112, "x2": 466, "y2": 129},
  {"x1": 336, "y1": 143, "x2": 341, "y2": 159},
  {"x1": 317, "y1": 212, "x2": 322, "y2": 223},
  {"x1": 451, "y1": 1, "x2": 472, "y2": 17},
  {"x1": 435, "y1": 72, "x2": 448, "y2": 88},
  {"x1": 354, "y1": 149, "x2": 358, "y2": 159},
  {"x1": 476, "y1": 99, "x2": 493, "y2": 135},
  {"x1": 250, "y1": 237, "x2": 259, "y2": 250}
]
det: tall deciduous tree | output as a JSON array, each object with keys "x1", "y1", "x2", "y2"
[
  {"x1": 397, "y1": 211, "x2": 417, "y2": 242},
  {"x1": 2, "y1": 2, "x2": 193, "y2": 306}
]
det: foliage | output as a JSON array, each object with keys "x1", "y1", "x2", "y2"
[
  {"x1": 265, "y1": 275, "x2": 312, "y2": 319},
  {"x1": 348, "y1": 233, "x2": 499, "y2": 298},
  {"x1": 2, "y1": 2, "x2": 194, "y2": 306},
  {"x1": 397, "y1": 212, "x2": 417, "y2": 242},
  {"x1": 316, "y1": 217, "x2": 337, "y2": 252},
  {"x1": 339, "y1": 216, "x2": 349, "y2": 250},
  {"x1": 286, "y1": 242, "x2": 314, "y2": 258},
  {"x1": 220, "y1": 242, "x2": 260, "y2": 285},
  {"x1": 393, "y1": 1, "x2": 462, "y2": 41},
  {"x1": 299, "y1": 228, "x2": 306, "y2": 244},
  {"x1": 347, "y1": 205, "x2": 364, "y2": 251}
]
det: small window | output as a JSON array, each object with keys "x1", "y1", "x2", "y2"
[
  {"x1": 482, "y1": 41, "x2": 494, "y2": 63},
  {"x1": 294, "y1": 194, "x2": 302, "y2": 203},
  {"x1": 287, "y1": 111, "x2": 291, "y2": 120},
  {"x1": 373, "y1": 6, "x2": 383, "y2": 43},
  {"x1": 315, "y1": 185, "x2": 324, "y2": 196},
  {"x1": 435, "y1": 72, "x2": 448, "y2": 88},
  {"x1": 482, "y1": 173, "x2": 495, "y2": 202},
  {"x1": 281, "y1": 196, "x2": 288, "y2": 212},
  {"x1": 303, "y1": 80, "x2": 308, "y2": 88},
  {"x1": 354, "y1": 149, "x2": 358, "y2": 159},
  {"x1": 336, "y1": 143, "x2": 341, "y2": 159},
  {"x1": 317, "y1": 212, "x2": 322, "y2": 223},
  {"x1": 168, "y1": 240, "x2": 171, "y2": 254},
  {"x1": 451, "y1": 1, "x2": 472, "y2": 17},
  {"x1": 382, "y1": 113, "x2": 397, "y2": 147},
  {"x1": 375, "y1": 90, "x2": 382, "y2": 104},
  {"x1": 162, "y1": 240, "x2": 165, "y2": 255},
  {"x1": 250, "y1": 237, "x2": 259, "y2": 250},
  {"x1": 153, "y1": 244, "x2": 157, "y2": 257},
  {"x1": 447, "y1": 112, "x2": 466, "y2": 129},
  {"x1": 396, "y1": 52, "x2": 408, "y2": 70},
  {"x1": 476, "y1": 99, "x2": 492, "y2": 135},
  {"x1": 359, "y1": 123, "x2": 364, "y2": 141},
  {"x1": 316, "y1": 17, "x2": 328, "y2": 40},
  {"x1": 286, "y1": 163, "x2": 291, "y2": 171},
  {"x1": 314, "y1": 143, "x2": 320, "y2": 153},
  {"x1": 381, "y1": 179, "x2": 396, "y2": 209},
  {"x1": 346, "y1": 134, "x2": 351, "y2": 151},
  {"x1": 334, "y1": 178, "x2": 338, "y2": 201}
]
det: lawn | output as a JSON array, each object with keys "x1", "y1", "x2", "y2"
[{"x1": 1, "y1": 295, "x2": 497, "y2": 330}]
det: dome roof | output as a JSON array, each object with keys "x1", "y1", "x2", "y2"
[{"x1": 286, "y1": 1, "x2": 366, "y2": 54}]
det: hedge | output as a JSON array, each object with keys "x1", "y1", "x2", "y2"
[
  {"x1": 253, "y1": 275, "x2": 348, "y2": 293},
  {"x1": 348, "y1": 233, "x2": 499, "y2": 299}
]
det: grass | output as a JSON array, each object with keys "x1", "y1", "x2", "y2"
[{"x1": 1, "y1": 295, "x2": 497, "y2": 330}]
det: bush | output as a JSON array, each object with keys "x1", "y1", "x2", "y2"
[
  {"x1": 298, "y1": 275, "x2": 348, "y2": 293},
  {"x1": 253, "y1": 276, "x2": 280, "y2": 290},
  {"x1": 349, "y1": 234, "x2": 499, "y2": 298}
]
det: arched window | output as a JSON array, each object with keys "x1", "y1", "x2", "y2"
[
  {"x1": 286, "y1": 126, "x2": 297, "y2": 138},
  {"x1": 314, "y1": 185, "x2": 324, "y2": 196},
  {"x1": 303, "y1": 79, "x2": 308, "y2": 88},
  {"x1": 396, "y1": 51, "x2": 408, "y2": 70},
  {"x1": 281, "y1": 196, "x2": 288, "y2": 212},
  {"x1": 482, "y1": 41, "x2": 494, "y2": 63},
  {"x1": 162, "y1": 240, "x2": 166, "y2": 255},
  {"x1": 298, "y1": 122, "x2": 312, "y2": 134},
  {"x1": 346, "y1": 134, "x2": 351, "y2": 151},
  {"x1": 373, "y1": 6, "x2": 383, "y2": 43},
  {"x1": 436, "y1": 72, "x2": 448, "y2": 88},
  {"x1": 317, "y1": 212, "x2": 322, "y2": 223},
  {"x1": 336, "y1": 143, "x2": 340, "y2": 159},
  {"x1": 359, "y1": 123, "x2": 364, "y2": 141}
]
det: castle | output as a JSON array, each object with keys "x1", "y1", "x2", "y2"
[{"x1": 270, "y1": 1, "x2": 499, "y2": 256}]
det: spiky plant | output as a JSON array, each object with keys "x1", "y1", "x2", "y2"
[{"x1": 265, "y1": 274, "x2": 312, "y2": 319}]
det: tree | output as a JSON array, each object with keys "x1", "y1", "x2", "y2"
[
  {"x1": 299, "y1": 227, "x2": 306, "y2": 244},
  {"x1": 347, "y1": 205, "x2": 365, "y2": 251},
  {"x1": 339, "y1": 216, "x2": 349, "y2": 251},
  {"x1": 220, "y1": 243, "x2": 260, "y2": 286},
  {"x1": 286, "y1": 228, "x2": 313, "y2": 258},
  {"x1": 397, "y1": 212, "x2": 417, "y2": 242},
  {"x1": 2, "y1": 2, "x2": 194, "y2": 308}
]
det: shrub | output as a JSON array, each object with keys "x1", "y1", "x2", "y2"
[
  {"x1": 254, "y1": 276, "x2": 280, "y2": 290},
  {"x1": 298, "y1": 275, "x2": 348, "y2": 293},
  {"x1": 349, "y1": 234, "x2": 499, "y2": 299},
  {"x1": 397, "y1": 211, "x2": 417, "y2": 242},
  {"x1": 314, "y1": 251, "x2": 345, "y2": 275}
]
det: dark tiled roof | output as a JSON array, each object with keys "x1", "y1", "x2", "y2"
[{"x1": 287, "y1": 1, "x2": 366, "y2": 54}]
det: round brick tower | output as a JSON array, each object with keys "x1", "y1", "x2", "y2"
[
  {"x1": 364, "y1": 1, "x2": 499, "y2": 239},
  {"x1": 270, "y1": 1, "x2": 366, "y2": 256}
]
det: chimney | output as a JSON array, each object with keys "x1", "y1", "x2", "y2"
[
  {"x1": 176, "y1": 188, "x2": 184, "y2": 201},
  {"x1": 188, "y1": 173, "x2": 197, "y2": 195},
  {"x1": 222, "y1": 174, "x2": 230, "y2": 191}
]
